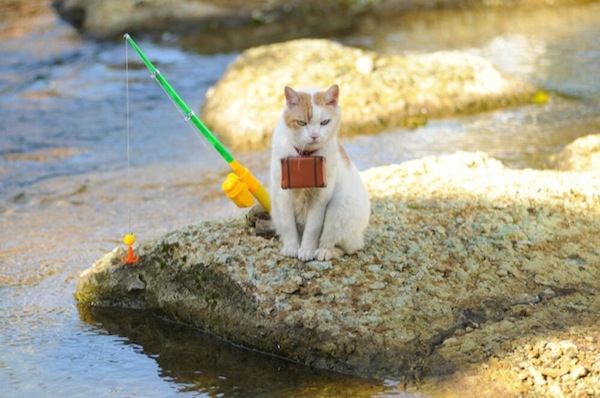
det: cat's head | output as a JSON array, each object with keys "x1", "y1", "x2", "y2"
[{"x1": 282, "y1": 84, "x2": 341, "y2": 151}]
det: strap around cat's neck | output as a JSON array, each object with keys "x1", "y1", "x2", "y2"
[{"x1": 294, "y1": 146, "x2": 318, "y2": 156}]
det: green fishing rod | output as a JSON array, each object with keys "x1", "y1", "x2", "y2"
[{"x1": 124, "y1": 33, "x2": 271, "y2": 213}]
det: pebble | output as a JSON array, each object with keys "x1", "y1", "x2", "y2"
[
  {"x1": 540, "y1": 367, "x2": 568, "y2": 379},
  {"x1": 355, "y1": 55, "x2": 374, "y2": 75},
  {"x1": 369, "y1": 281, "x2": 386, "y2": 290},
  {"x1": 301, "y1": 270, "x2": 318, "y2": 280},
  {"x1": 306, "y1": 261, "x2": 331, "y2": 272},
  {"x1": 454, "y1": 328, "x2": 466, "y2": 337},
  {"x1": 538, "y1": 287, "x2": 557, "y2": 301},
  {"x1": 570, "y1": 365, "x2": 588, "y2": 380},
  {"x1": 528, "y1": 367, "x2": 547, "y2": 386},
  {"x1": 126, "y1": 277, "x2": 145, "y2": 292},
  {"x1": 547, "y1": 381, "x2": 564, "y2": 397},
  {"x1": 342, "y1": 277, "x2": 357, "y2": 285},
  {"x1": 517, "y1": 361, "x2": 531, "y2": 369},
  {"x1": 460, "y1": 339, "x2": 478, "y2": 354},
  {"x1": 368, "y1": 265, "x2": 382, "y2": 273}
]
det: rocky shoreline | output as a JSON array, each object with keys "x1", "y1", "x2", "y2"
[
  {"x1": 75, "y1": 136, "x2": 600, "y2": 397},
  {"x1": 51, "y1": 0, "x2": 596, "y2": 45},
  {"x1": 50, "y1": 0, "x2": 376, "y2": 45}
]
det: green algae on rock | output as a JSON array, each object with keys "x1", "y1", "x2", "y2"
[
  {"x1": 76, "y1": 149, "x2": 600, "y2": 389},
  {"x1": 201, "y1": 39, "x2": 539, "y2": 149}
]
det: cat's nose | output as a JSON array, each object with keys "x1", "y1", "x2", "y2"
[{"x1": 309, "y1": 134, "x2": 319, "y2": 141}]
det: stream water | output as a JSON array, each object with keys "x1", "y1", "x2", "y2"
[{"x1": 1, "y1": 2, "x2": 599, "y2": 397}]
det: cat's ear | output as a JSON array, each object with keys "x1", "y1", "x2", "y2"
[
  {"x1": 324, "y1": 84, "x2": 339, "y2": 106},
  {"x1": 284, "y1": 86, "x2": 300, "y2": 108}
]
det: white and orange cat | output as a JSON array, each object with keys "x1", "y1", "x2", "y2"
[{"x1": 269, "y1": 84, "x2": 370, "y2": 261}]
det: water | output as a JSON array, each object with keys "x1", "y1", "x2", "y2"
[{"x1": 1, "y1": 2, "x2": 599, "y2": 397}]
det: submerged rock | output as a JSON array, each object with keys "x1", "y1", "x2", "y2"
[
  {"x1": 76, "y1": 148, "x2": 600, "y2": 390},
  {"x1": 201, "y1": 39, "x2": 539, "y2": 149}
]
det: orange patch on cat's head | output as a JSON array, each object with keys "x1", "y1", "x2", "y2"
[
  {"x1": 314, "y1": 84, "x2": 339, "y2": 107},
  {"x1": 284, "y1": 86, "x2": 312, "y2": 130}
]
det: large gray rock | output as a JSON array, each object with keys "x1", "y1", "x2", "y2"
[
  {"x1": 76, "y1": 150, "x2": 600, "y2": 386},
  {"x1": 201, "y1": 39, "x2": 539, "y2": 149}
]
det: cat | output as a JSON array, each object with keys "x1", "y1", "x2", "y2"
[{"x1": 269, "y1": 84, "x2": 370, "y2": 261}]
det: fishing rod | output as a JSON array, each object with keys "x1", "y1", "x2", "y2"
[{"x1": 123, "y1": 33, "x2": 271, "y2": 213}]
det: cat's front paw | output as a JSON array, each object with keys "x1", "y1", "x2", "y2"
[
  {"x1": 297, "y1": 248, "x2": 316, "y2": 262},
  {"x1": 315, "y1": 247, "x2": 343, "y2": 261},
  {"x1": 281, "y1": 244, "x2": 299, "y2": 258}
]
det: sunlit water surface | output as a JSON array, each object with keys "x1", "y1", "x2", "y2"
[{"x1": 1, "y1": 3, "x2": 599, "y2": 397}]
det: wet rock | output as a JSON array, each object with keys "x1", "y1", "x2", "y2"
[
  {"x1": 0, "y1": 0, "x2": 52, "y2": 21},
  {"x1": 51, "y1": 0, "x2": 368, "y2": 45},
  {"x1": 76, "y1": 150, "x2": 600, "y2": 389},
  {"x1": 245, "y1": 204, "x2": 273, "y2": 237},
  {"x1": 201, "y1": 39, "x2": 538, "y2": 149},
  {"x1": 54, "y1": 0, "x2": 225, "y2": 39}
]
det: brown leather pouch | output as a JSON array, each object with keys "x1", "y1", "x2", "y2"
[{"x1": 281, "y1": 156, "x2": 327, "y2": 189}]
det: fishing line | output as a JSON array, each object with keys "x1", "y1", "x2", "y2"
[
  {"x1": 121, "y1": 34, "x2": 140, "y2": 264},
  {"x1": 125, "y1": 35, "x2": 132, "y2": 234}
]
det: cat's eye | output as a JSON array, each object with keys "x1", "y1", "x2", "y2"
[
  {"x1": 296, "y1": 120, "x2": 307, "y2": 126},
  {"x1": 321, "y1": 119, "x2": 331, "y2": 126}
]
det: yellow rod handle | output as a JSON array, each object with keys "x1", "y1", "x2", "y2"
[{"x1": 229, "y1": 160, "x2": 271, "y2": 213}]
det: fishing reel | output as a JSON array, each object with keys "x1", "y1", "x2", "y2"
[{"x1": 221, "y1": 160, "x2": 271, "y2": 212}]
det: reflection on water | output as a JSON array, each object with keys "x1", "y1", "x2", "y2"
[
  {"x1": 79, "y1": 307, "x2": 414, "y2": 397},
  {"x1": 1, "y1": 1, "x2": 600, "y2": 397}
]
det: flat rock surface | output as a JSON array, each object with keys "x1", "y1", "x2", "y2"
[
  {"x1": 201, "y1": 39, "x2": 539, "y2": 149},
  {"x1": 76, "y1": 147, "x2": 600, "y2": 395}
]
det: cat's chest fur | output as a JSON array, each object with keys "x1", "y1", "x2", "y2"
[{"x1": 291, "y1": 187, "x2": 323, "y2": 226}]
